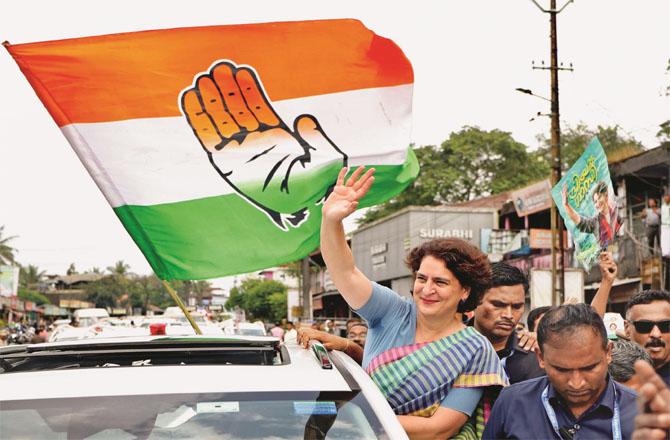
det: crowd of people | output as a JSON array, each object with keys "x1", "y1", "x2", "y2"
[{"x1": 301, "y1": 166, "x2": 670, "y2": 439}]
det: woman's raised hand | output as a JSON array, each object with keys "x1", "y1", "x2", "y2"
[{"x1": 322, "y1": 166, "x2": 375, "y2": 223}]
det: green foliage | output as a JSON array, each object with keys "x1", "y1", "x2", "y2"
[
  {"x1": 226, "y1": 278, "x2": 287, "y2": 323},
  {"x1": 107, "y1": 260, "x2": 130, "y2": 276},
  {"x1": 360, "y1": 128, "x2": 549, "y2": 225},
  {"x1": 658, "y1": 121, "x2": 670, "y2": 143},
  {"x1": 19, "y1": 264, "x2": 45, "y2": 289},
  {"x1": 537, "y1": 123, "x2": 644, "y2": 171},
  {"x1": 17, "y1": 288, "x2": 50, "y2": 305},
  {"x1": 0, "y1": 226, "x2": 17, "y2": 266},
  {"x1": 85, "y1": 275, "x2": 127, "y2": 309},
  {"x1": 66, "y1": 263, "x2": 77, "y2": 276}
]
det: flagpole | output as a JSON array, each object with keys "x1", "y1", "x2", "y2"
[{"x1": 161, "y1": 280, "x2": 202, "y2": 335}]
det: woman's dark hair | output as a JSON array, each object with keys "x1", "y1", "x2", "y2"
[
  {"x1": 526, "y1": 306, "x2": 551, "y2": 332},
  {"x1": 537, "y1": 303, "x2": 608, "y2": 351},
  {"x1": 405, "y1": 238, "x2": 491, "y2": 313}
]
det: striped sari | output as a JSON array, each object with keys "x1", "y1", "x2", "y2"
[{"x1": 366, "y1": 327, "x2": 508, "y2": 439}]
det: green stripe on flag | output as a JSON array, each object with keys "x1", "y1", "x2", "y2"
[{"x1": 114, "y1": 149, "x2": 418, "y2": 280}]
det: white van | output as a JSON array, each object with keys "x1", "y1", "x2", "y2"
[{"x1": 73, "y1": 308, "x2": 110, "y2": 327}]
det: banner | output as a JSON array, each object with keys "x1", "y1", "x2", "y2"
[
  {"x1": 0, "y1": 265, "x2": 19, "y2": 297},
  {"x1": 551, "y1": 138, "x2": 621, "y2": 270},
  {"x1": 512, "y1": 179, "x2": 552, "y2": 217},
  {"x1": 6, "y1": 20, "x2": 418, "y2": 280}
]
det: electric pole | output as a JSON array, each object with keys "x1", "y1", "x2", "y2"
[{"x1": 531, "y1": 0, "x2": 573, "y2": 305}]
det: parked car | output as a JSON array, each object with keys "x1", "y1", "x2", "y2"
[
  {"x1": 0, "y1": 335, "x2": 407, "y2": 439},
  {"x1": 73, "y1": 308, "x2": 110, "y2": 327}
]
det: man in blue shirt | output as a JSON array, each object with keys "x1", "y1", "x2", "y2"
[{"x1": 483, "y1": 303, "x2": 637, "y2": 440}]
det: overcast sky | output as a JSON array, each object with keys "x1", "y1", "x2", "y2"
[{"x1": 1, "y1": 1, "x2": 668, "y2": 287}]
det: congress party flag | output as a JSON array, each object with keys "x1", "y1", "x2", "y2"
[
  {"x1": 551, "y1": 138, "x2": 622, "y2": 270},
  {"x1": 5, "y1": 20, "x2": 417, "y2": 280}
]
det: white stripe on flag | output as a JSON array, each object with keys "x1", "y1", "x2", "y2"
[{"x1": 62, "y1": 84, "x2": 412, "y2": 208}]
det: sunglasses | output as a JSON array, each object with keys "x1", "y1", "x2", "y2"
[{"x1": 631, "y1": 320, "x2": 670, "y2": 334}]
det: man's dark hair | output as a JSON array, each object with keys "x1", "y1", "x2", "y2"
[
  {"x1": 527, "y1": 306, "x2": 551, "y2": 332},
  {"x1": 592, "y1": 181, "x2": 608, "y2": 198},
  {"x1": 537, "y1": 303, "x2": 608, "y2": 351},
  {"x1": 609, "y1": 339, "x2": 652, "y2": 383},
  {"x1": 406, "y1": 238, "x2": 491, "y2": 313},
  {"x1": 489, "y1": 262, "x2": 529, "y2": 295},
  {"x1": 625, "y1": 290, "x2": 670, "y2": 319}
]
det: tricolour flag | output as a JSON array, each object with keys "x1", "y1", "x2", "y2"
[{"x1": 5, "y1": 19, "x2": 417, "y2": 280}]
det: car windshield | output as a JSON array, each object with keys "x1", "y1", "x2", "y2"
[{"x1": 1, "y1": 391, "x2": 388, "y2": 439}]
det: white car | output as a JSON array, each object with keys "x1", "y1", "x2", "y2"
[{"x1": 0, "y1": 335, "x2": 408, "y2": 439}]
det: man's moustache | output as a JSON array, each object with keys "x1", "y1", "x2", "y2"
[{"x1": 646, "y1": 339, "x2": 666, "y2": 348}]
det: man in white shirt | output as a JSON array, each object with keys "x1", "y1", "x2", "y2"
[{"x1": 661, "y1": 193, "x2": 670, "y2": 257}]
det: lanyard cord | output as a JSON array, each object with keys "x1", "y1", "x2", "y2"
[{"x1": 541, "y1": 383, "x2": 621, "y2": 440}]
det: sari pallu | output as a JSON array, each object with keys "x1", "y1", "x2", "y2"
[{"x1": 366, "y1": 327, "x2": 508, "y2": 439}]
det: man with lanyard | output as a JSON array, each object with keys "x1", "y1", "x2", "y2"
[
  {"x1": 483, "y1": 303, "x2": 637, "y2": 440},
  {"x1": 625, "y1": 290, "x2": 670, "y2": 386},
  {"x1": 472, "y1": 262, "x2": 544, "y2": 384}
]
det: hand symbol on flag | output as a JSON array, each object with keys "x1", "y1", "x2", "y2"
[{"x1": 181, "y1": 61, "x2": 347, "y2": 230}]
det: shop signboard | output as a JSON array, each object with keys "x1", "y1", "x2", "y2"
[
  {"x1": 0, "y1": 265, "x2": 19, "y2": 297},
  {"x1": 512, "y1": 179, "x2": 552, "y2": 217}
]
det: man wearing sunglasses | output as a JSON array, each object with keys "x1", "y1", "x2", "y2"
[{"x1": 625, "y1": 290, "x2": 670, "y2": 386}]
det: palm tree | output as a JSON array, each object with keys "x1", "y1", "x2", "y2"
[
  {"x1": 107, "y1": 260, "x2": 130, "y2": 277},
  {"x1": 20, "y1": 264, "x2": 45, "y2": 289},
  {"x1": 0, "y1": 225, "x2": 18, "y2": 266}
]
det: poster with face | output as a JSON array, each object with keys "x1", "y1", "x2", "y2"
[{"x1": 551, "y1": 138, "x2": 622, "y2": 270}]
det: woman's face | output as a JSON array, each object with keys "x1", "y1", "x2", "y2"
[{"x1": 413, "y1": 255, "x2": 470, "y2": 319}]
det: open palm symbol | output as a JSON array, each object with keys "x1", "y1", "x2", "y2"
[{"x1": 180, "y1": 61, "x2": 347, "y2": 230}]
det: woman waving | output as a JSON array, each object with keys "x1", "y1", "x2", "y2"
[{"x1": 320, "y1": 167, "x2": 508, "y2": 439}]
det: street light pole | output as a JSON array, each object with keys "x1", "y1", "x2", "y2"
[{"x1": 530, "y1": 0, "x2": 573, "y2": 305}]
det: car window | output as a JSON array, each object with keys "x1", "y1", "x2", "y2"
[{"x1": 0, "y1": 391, "x2": 388, "y2": 440}]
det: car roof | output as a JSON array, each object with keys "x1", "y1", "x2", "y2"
[{"x1": 0, "y1": 337, "x2": 352, "y2": 401}]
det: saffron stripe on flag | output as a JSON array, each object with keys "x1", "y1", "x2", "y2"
[{"x1": 6, "y1": 19, "x2": 413, "y2": 125}]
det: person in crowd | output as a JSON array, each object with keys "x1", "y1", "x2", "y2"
[
  {"x1": 562, "y1": 181, "x2": 622, "y2": 250},
  {"x1": 321, "y1": 167, "x2": 507, "y2": 439},
  {"x1": 625, "y1": 289, "x2": 670, "y2": 386},
  {"x1": 631, "y1": 360, "x2": 670, "y2": 440},
  {"x1": 484, "y1": 303, "x2": 637, "y2": 440},
  {"x1": 283, "y1": 321, "x2": 298, "y2": 345},
  {"x1": 527, "y1": 306, "x2": 550, "y2": 333},
  {"x1": 472, "y1": 262, "x2": 545, "y2": 384},
  {"x1": 609, "y1": 339, "x2": 653, "y2": 391},
  {"x1": 269, "y1": 322, "x2": 285, "y2": 340},
  {"x1": 345, "y1": 317, "x2": 363, "y2": 332},
  {"x1": 346, "y1": 321, "x2": 368, "y2": 348},
  {"x1": 642, "y1": 198, "x2": 661, "y2": 255},
  {"x1": 661, "y1": 193, "x2": 670, "y2": 257},
  {"x1": 297, "y1": 325, "x2": 365, "y2": 364}
]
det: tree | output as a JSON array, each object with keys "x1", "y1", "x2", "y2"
[
  {"x1": 107, "y1": 260, "x2": 130, "y2": 277},
  {"x1": 66, "y1": 263, "x2": 78, "y2": 276},
  {"x1": 659, "y1": 58, "x2": 670, "y2": 143},
  {"x1": 85, "y1": 275, "x2": 126, "y2": 309},
  {"x1": 360, "y1": 127, "x2": 549, "y2": 224},
  {"x1": 18, "y1": 288, "x2": 50, "y2": 305},
  {"x1": 537, "y1": 123, "x2": 644, "y2": 171},
  {"x1": 0, "y1": 226, "x2": 18, "y2": 265},
  {"x1": 128, "y1": 275, "x2": 167, "y2": 313},
  {"x1": 19, "y1": 264, "x2": 45, "y2": 289},
  {"x1": 226, "y1": 278, "x2": 287, "y2": 323}
]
